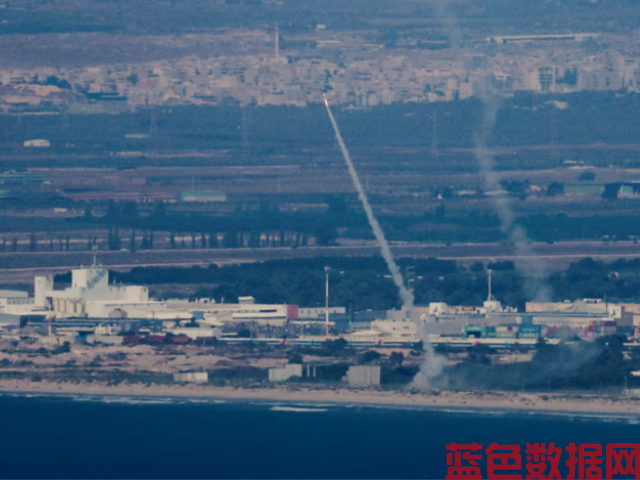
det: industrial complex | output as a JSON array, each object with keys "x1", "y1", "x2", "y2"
[{"x1": 0, "y1": 264, "x2": 637, "y2": 349}]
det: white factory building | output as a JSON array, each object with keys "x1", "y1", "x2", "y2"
[
  {"x1": 37, "y1": 265, "x2": 151, "y2": 318},
  {"x1": 0, "y1": 290, "x2": 36, "y2": 329},
  {"x1": 0, "y1": 290, "x2": 35, "y2": 314},
  {"x1": 103, "y1": 298, "x2": 289, "y2": 326},
  {"x1": 27, "y1": 266, "x2": 289, "y2": 326}
]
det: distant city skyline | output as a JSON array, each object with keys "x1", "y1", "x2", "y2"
[{"x1": 0, "y1": 29, "x2": 636, "y2": 113}]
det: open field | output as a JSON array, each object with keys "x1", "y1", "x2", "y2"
[{"x1": 2, "y1": 96, "x2": 640, "y2": 254}]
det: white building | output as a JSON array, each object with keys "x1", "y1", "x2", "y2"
[
  {"x1": 163, "y1": 299, "x2": 289, "y2": 326},
  {"x1": 0, "y1": 290, "x2": 34, "y2": 314},
  {"x1": 371, "y1": 318, "x2": 417, "y2": 338},
  {"x1": 23, "y1": 139, "x2": 50, "y2": 147},
  {"x1": 12, "y1": 266, "x2": 291, "y2": 327},
  {"x1": 526, "y1": 300, "x2": 633, "y2": 327},
  {"x1": 41, "y1": 266, "x2": 150, "y2": 318},
  {"x1": 97, "y1": 298, "x2": 290, "y2": 326},
  {"x1": 297, "y1": 307, "x2": 346, "y2": 318}
]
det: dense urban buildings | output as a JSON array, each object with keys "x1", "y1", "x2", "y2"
[{"x1": 0, "y1": 30, "x2": 638, "y2": 112}]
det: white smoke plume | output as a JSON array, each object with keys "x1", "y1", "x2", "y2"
[
  {"x1": 323, "y1": 97, "x2": 445, "y2": 386},
  {"x1": 323, "y1": 97, "x2": 414, "y2": 309},
  {"x1": 473, "y1": 83, "x2": 550, "y2": 300},
  {"x1": 431, "y1": 0, "x2": 550, "y2": 301}
]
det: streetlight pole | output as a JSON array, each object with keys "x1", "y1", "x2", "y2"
[{"x1": 325, "y1": 266, "x2": 330, "y2": 337}]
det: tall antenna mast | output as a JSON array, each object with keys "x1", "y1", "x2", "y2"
[
  {"x1": 325, "y1": 266, "x2": 330, "y2": 337},
  {"x1": 550, "y1": 106, "x2": 558, "y2": 162}
]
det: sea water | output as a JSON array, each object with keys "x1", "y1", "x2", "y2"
[{"x1": 0, "y1": 394, "x2": 638, "y2": 479}]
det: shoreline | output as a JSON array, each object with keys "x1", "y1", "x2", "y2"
[{"x1": 2, "y1": 380, "x2": 640, "y2": 417}]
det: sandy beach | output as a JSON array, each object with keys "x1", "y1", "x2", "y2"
[{"x1": 2, "y1": 379, "x2": 640, "y2": 415}]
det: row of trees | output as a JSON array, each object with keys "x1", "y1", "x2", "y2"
[
  {"x1": 104, "y1": 228, "x2": 323, "y2": 252},
  {"x1": 85, "y1": 197, "x2": 640, "y2": 245},
  {"x1": 83, "y1": 198, "x2": 349, "y2": 239},
  {"x1": 11, "y1": 189, "x2": 640, "y2": 252},
  {"x1": 107, "y1": 228, "x2": 156, "y2": 252},
  {"x1": 0, "y1": 234, "x2": 71, "y2": 252},
  {"x1": 0, "y1": 228, "x2": 335, "y2": 253}
]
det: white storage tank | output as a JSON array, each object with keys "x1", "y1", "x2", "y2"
[{"x1": 34, "y1": 275, "x2": 53, "y2": 309}]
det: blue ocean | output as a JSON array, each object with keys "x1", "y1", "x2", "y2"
[{"x1": 0, "y1": 394, "x2": 639, "y2": 479}]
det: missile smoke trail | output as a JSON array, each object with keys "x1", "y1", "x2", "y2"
[
  {"x1": 323, "y1": 96, "x2": 415, "y2": 309},
  {"x1": 323, "y1": 96, "x2": 445, "y2": 385}
]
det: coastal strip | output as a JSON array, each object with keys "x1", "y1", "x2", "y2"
[{"x1": 2, "y1": 380, "x2": 640, "y2": 417}]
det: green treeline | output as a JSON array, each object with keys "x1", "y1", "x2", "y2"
[
  {"x1": 52, "y1": 257, "x2": 640, "y2": 310},
  {"x1": 54, "y1": 257, "x2": 515, "y2": 310},
  {"x1": 549, "y1": 258, "x2": 640, "y2": 301}
]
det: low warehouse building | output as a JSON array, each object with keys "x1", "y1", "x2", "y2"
[
  {"x1": 174, "y1": 372, "x2": 208, "y2": 383},
  {"x1": 346, "y1": 365, "x2": 381, "y2": 387},
  {"x1": 268, "y1": 364, "x2": 303, "y2": 382},
  {"x1": 24, "y1": 139, "x2": 50, "y2": 147}
]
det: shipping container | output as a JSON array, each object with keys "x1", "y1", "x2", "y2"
[
  {"x1": 171, "y1": 335, "x2": 191, "y2": 344},
  {"x1": 123, "y1": 335, "x2": 141, "y2": 345}
]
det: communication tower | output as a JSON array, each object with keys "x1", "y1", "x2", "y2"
[{"x1": 325, "y1": 266, "x2": 330, "y2": 337}]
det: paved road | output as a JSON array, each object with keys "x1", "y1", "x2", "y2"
[{"x1": 0, "y1": 241, "x2": 638, "y2": 284}]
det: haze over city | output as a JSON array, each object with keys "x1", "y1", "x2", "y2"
[{"x1": 3, "y1": 1, "x2": 640, "y2": 479}]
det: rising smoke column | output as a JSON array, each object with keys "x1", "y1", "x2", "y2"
[
  {"x1": 473, "y1": 84, "x2": 550, "y2": 300},
  {"x1": 323, "y1": 96, "x2": 445, "y2": 385},
  {"x1": 431, "y1": 0, "x2": 550, "y2": 300}
]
